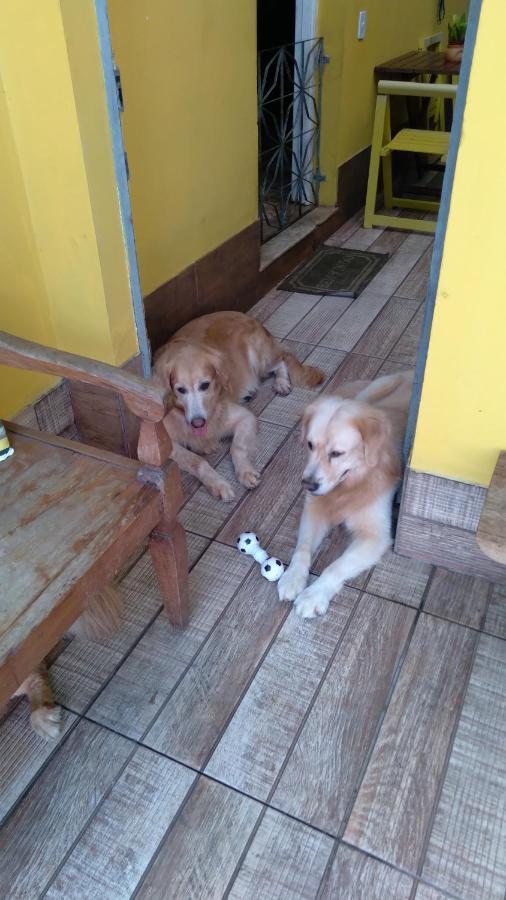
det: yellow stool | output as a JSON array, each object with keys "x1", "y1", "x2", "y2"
[{"x1": 364, "y1": 79, "x2": 457, "y2": 234}]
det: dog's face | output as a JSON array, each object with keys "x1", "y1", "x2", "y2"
[
  {"x1": 155, "y1": 345, "x2": 229, "y2": 437},
  {"x1": 301, "y1": 397, "x2": 389, "y2": 496}
]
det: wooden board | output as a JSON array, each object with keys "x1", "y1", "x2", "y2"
[
  {"x1": 229, "y1": 808, "x2": 333, "y2": 899},
  {"x1": 422, "y1": 633, "x2": 506, "y2": 900},
  {"x1": 47, "y1": 748, "x2": 196, "y2": 899},
  {"x1": 389, "y1": 304, "x2": 425, "y2": 365},
  {"x1": 49, "y1": 537, "x2": 208, "y2": 714},
  {"x1": 321, "y1": 235, "x2": 433, "y2": 351},
  {"x1": 248, "y1": 288, "x2": 292, "y2": 323},
  {"x1": 135, "y1": 777, "x2": 261, "y2": 899},
  {"x1": 272, "y1": 595, "x2": 414, "y2": 834},
  {"x1": 396, "y1": 245, "x2": 432, "y2": 301},
  {"x1": 345, "y1": 614, "x2": 477, "y2": 871},
  {"x1": 0, "y1": 703, "x2": 76, "y2": 824},
  {"x1": 319, "y1": 844, "x2": 413, "y2": 899},
  {"x1": 477, "y1": 451, "x2": 506, "y2": 563},
  {"x1": 484, "y1": 584, "x2": 506, "y2": 638},
  {"x1": 366, "y1": 549, "x2": 432, "y2": 607},
  {"x1": 288, "y1": 295, "x2": 352, "y2": 344},
  {"x1": 0, "y1": 720, "x2": 131, "y2": 896},
  {"x1": 218, "y1": 428, "x2": 307, "y2": 548},
  {"x1": 263, "y1": 292, "x2": 322, "y2": 339},
  {"x1": 423, "y1": 567, "x2": 491, "y2": 629},
  {"x1": 88, "y1": 542, "x2": 252, "y2": 739},
  {"x1": 143, "y1": 566, "x2": 289, "y2": 766},
  {"x1": 352, "y1": 297, "x2": 420, "y2": 360},
  {"x1": 205, "y1": 587, "x2": 358, "y2": 799},
  {"x1": 0, "y1": 431, "x2": 159, "y2": 681},
  {"x1": 179, "y1": 421, "x2": 289, "y2": 538}
]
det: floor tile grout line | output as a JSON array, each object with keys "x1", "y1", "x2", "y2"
[
  {"x1": 220, "y1": 590, "x2": 364, "y2": 898},
  {"x1": 64, "y1": 706, "x2": 467, "y2": 900},
  {"x1": 314, "y1": 237, "x2": 430, "y2": 351},
  {"x1": 335, "y1": 567, "x2": 437, "y2": 842},
  {"x1": 55, "y1": 533, "x2": 213, "y2": 721},
  {"x1": 411, "y1": 589, "x2": 487, "y2": 888},
  {"x1": 129, "y1": 776, "x2": 203, "y2": 900},
  {"x1": 0, "y1": 710, "x2": 83, "y2": 833},
  {"x1": 88, "y1": 556, "x2": 258, "y2": 743},
  {"x1": 0, "y1": 544, "x2": 210, "y2": 833},
  {"x1": 179, "y1": 419, "x2": 294, "y2": 540},
  {"x1": 39, "y1": 729, "x2": 147, "y2": 898},
  {"x1": 281, "y1": 244, "x2": 426, "y2": 351},
  {"x1": 56, "y1": 701, "x2": 475, "y2": 900},
  {"x1": 313, "y1": 570, "x2": 437, "y2": 897}
]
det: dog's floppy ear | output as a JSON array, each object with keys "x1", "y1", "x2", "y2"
[
  {"x1": 207, "y1": 349, "x2": 231, "y2": 395},
  {"x1": 301, "y1": 403, "x2": 316, "y2": 443},
  {"x1": 152, "y1": 354, "x2": 175, "y2": 392},
  {"x1": 355, "y1": 411, "x2": 391, "y2": 467}
]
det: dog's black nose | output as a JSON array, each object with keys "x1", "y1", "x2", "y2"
[
  {"x1": 302, "y1": 478, "x2": 320, "y2": 493},
  {"x1": 191, "y1": 417, "x2": 206, "y2": 428}
]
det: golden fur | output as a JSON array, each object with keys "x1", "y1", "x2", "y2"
[
  {"x1": 278, "y1": 371, "x2": 414, "y2": 618},
  {"x1": 7, "y1": 585, "x2": 122, "y2": 739},
  {"x1": 154, "y1": 311, "x2": 324, "y2": 499}
]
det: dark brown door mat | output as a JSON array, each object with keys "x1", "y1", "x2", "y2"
[{"x1": 279, "y1": 246, "x2": 389, "y2": 298}]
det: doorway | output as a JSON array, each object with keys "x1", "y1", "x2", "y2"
[{"x1": 257, "y1": 0, "x2": 323, "y2": 243}]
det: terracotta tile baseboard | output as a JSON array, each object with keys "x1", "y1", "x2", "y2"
[{"x1": 396, "y1": 467, "x2": 506, "y2": 584}]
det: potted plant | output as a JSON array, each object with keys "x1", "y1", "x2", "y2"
[{"x1": 446, "y1": 13, "x2": 467, "y2": 63}]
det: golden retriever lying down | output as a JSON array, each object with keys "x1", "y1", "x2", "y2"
[
  {"x1": 278, "y1": 371, "x2": 414, "y2": 618},
  {"x1": 154, "y1": 311, "x2": 324, "y2": 500}
]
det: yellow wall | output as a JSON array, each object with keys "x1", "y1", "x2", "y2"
[
  {"x1": 412, "y1": 0, "x2": 506, "y2": 487},
  {"x1": 318, "y1": 0, "x2": 464, "y2": 204},
  {"x1": 0, "y1": 0, "x2": 137, "y2": 418},
  {"x1": 108, "y1": 0, "x2": 258, "y2": 297}
]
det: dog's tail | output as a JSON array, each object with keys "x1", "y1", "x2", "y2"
[
  {"x1": 356, "y1": 371, "x2": 413, "y2": 404},
  {"x1": 282, "y1": 351, "x2": 325, "y2": 389},
  {"x1": 68, "y1": 585, "x2": 122, "y2": 641}
]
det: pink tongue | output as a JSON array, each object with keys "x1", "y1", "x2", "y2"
[{"x1": 192, "y1": 423, "x2": 208, "y2": 437}]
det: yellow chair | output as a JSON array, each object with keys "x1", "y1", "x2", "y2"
[{"x1": 364, "y1": 79, "x2": 458, "y2": 234}]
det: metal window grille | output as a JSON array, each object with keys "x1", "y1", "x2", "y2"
[{"x1": 258, "y1": 37, "x2": 324, "y2": 243}]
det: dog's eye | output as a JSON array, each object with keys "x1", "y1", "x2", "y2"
[
  {"x1": 176, "y1": 386, "x2": 187, "y2": 395},
  {"x1": 307, "y1": 441, "x2": 314, "y2": 451},
  {"x1": 330, "y1": 450, "x2": 344, "y2": 459},
  {"x1": 199, "y1": 381, "x2": 210, "y2": 391}
]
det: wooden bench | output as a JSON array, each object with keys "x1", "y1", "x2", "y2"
[{"x1": 0, "y1": 331, "x2": 189, "y2": 707}]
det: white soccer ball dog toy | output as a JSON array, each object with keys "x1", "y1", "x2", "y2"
[{"x1": 236, "y1": 533, "x2": 285, "y2": 582}]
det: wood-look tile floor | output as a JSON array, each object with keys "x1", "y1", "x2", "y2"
[{"x1": 2, "y1": 213, "x2": 506, "y2": 900}]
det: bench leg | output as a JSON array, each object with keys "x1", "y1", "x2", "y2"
[{"x1": 149, "y1": 520, "x2": 190, "y2": 628}]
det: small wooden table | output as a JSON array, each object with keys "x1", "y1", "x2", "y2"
[{"x1": 375, "y1": 51, "x2": 461, "y2": 80}]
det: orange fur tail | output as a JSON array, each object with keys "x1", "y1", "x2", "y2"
[
  {"x1": 68, "y1": 585, "x2": 122, "y2": 641},
  {"x1": 283, "y1": 352, "x2": 325, "y2": 389}
]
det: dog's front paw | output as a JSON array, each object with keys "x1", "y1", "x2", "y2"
[
  {"x1": 274, "y1": 377, "x2": 292, "y2": 396},
  {"x1": 31, "y1": 705, "x2": 63, "y2": 740},
  {"x1": 294, "y1": 585, "x2": 332, "y2": 619},
  {"x1": 278, "y1": 563, "x2": 309, "y2": 602},
  {"x1": 239, "y1": 467, "x2": 260, "y2": 490},
  {"x1": 209, "y1": 478, "x2": 236, "y2": 502}
]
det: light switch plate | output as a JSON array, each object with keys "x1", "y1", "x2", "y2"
[{"x1": 358, "y1": 10, "x2": 367, "y2": 40}]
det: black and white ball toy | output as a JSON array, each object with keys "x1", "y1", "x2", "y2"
[
  {"x1": 261, "y1": 557, "x2": 285, "y2": 582},
  {"x1": 236, "y1": 532, "x2": 285, "y2": 582}
]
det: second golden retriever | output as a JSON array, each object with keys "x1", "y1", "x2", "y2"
[
  {"x1": 154, "y1": 311, "x2": 324, "y2": 500},
  {"x1": 278, "y1": 371, "x2": 413, "y2": 617}
]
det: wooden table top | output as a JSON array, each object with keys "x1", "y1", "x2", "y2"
[
  {"x1": 0, "y1": 425, "x2": 160, "y2": 690},
  {"x1": 375, "y1": 50, "x2": 461, "y2": 78}
]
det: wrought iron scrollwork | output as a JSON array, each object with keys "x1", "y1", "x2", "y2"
[{"x1": 258, "y1": 37, "x2": 324, "y2": 243}]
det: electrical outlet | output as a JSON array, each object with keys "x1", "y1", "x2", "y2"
[{"x1": 358, "y1": 10, "x2": 367, "y2": 40}]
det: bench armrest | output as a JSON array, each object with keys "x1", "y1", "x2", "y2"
[
  {"x1": 0, "y1": 330, "x2": 169, "y2": 423},
  {"x1": 378, "y1": 79, "x2": 458, "y2": 100}
]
